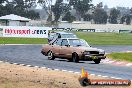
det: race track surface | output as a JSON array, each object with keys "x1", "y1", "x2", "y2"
[{"x1": 0, "y1": 45, "x2": 132, "y2": 80}]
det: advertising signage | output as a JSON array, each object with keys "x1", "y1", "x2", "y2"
[{"x1": 1, "y1": 26, "x2": 51, "y2": 38}]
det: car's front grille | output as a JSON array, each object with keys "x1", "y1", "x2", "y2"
[{"x1": 89, "y1": 51, "x2": 99, "y2": 54}]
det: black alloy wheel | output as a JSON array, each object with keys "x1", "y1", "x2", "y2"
[{"x1": 47, "y1": 51, "x2": 55, "y2": 60}]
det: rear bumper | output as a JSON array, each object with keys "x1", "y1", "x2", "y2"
[{"x1": 81, "y1": 55, "x2": 106, "y2": 61}]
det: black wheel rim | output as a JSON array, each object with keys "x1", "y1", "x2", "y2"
[
  {"x1": 73, "y1": 54, "x2": 76, "y2": 62},
  {"x1": 48, "y1": 51, "x2": 53, "y2": 59}
]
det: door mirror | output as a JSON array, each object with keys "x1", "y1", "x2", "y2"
[{"x1": 65, "y1": 44, "x2": 70, "y2": 47}]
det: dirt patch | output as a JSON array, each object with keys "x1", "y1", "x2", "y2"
[{"x1": 0, "y1": 62, "x2": 131, "y2": 88}]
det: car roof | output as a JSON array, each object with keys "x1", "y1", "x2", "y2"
[
  {"x1": 59, "y1": 38, "x2": 79, "y2": 40},
  {"x1": 56, "y1": 32, "x2": 74, "y2": 34}
]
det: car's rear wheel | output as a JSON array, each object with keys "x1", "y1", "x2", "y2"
[
  {"x1": 94, "y1": 59, "x2": 101, "y2": 64},
  {"x1": 72, "y1": 53, "x2": 79, "y2": 63},
  {"x1": 47, "y1": 51, "x2": 55, "y2": 60}
]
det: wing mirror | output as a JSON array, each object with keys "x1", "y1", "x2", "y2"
[{"x1": 65, "y1": 44, "x2": 70, "y2": 47}]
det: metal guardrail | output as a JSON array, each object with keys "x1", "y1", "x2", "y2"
[
  {"x1": 52, "y1": 28, "x2": 96, "y2": 32},
  {"x1": 52, "y1": 28, "x2": 132, "y2": 33},
  {"x1": 119, "y1": 30, "x2": 132, "y2": 33}
]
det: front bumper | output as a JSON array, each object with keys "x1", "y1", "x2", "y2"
[
  {"x1": 41, "y1": 51, "x2": 46, "y2": 55},
  {"x1": 81, "y1": 55, "x2": 106, "y2": 61}
]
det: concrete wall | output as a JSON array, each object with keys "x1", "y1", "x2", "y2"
[{"x1": 58, "y1": 22, "x2": 132, "y2": 30}]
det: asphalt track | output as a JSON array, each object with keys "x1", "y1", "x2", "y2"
[{"x1": 0, "y1": 45, "x2": 132, "y2": 80}]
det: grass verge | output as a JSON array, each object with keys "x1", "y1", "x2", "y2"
[
  {"x1": 75, "y1": 32, "x2": 132, "y2": 45},
  {"x1": 107, "y1": 52, "x2": 132, "y2": 62},
  {"x1": 0, "y1": 37, "x2": 48, "y2": 44},
  {"x1": 0, "y1": 32, "x2": 132, "y2": 45}
]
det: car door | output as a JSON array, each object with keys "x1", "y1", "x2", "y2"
[
  {"x1": 52, "y1": 39, "x2": 62, "y2": 57},
  {"x1": 59, "y1": 39, "x2": 72, "y2": 58}
]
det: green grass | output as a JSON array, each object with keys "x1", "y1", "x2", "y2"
[
  {"x1": 75, "y1": 32, "x2": 132, "y2": 45},
  {"x1": 0, "y1": 37, "x2": 48, "y2": 44},
  {"x1": 0, "y1": 32, "x2": 132, "y2": 45},
  {"x1": 107, "y1": 52, "x2": 132, "y2": 62}
]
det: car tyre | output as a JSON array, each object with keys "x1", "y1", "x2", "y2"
[
  {"x1": 68, "y1": 58, "x2": 73, "y2": 62},
  {"x1": 47, "y1": 51, "x2": 55, "y2": 60},
  {"x1": 94, "y1": 59, "x2": 101, "y2": 64},
  {"x1": 72, "y1": 53, "x2": 79, "y2": 63}
]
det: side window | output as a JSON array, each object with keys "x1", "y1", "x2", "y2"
[
  {"x1": 53, "y1": 39, "x2": 62, "y2": 46},
  {"x1": 62, "y1": 39, "x2": 68, "y2": 46}
]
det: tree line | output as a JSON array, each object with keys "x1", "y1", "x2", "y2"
[
  {"x1": 0, "y1": 0, "x2": 131, "y2": 25},
  {"x1": 38, "y1": 0, "x2": 132, "y2": 25}
]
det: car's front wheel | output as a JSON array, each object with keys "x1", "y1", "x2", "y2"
[
  {"x1": 94, "y1": 59, "x2": 101, "y2": 64},
  {"x1": 72, "y1": 53, "x2": 79, "y2": 63},
  {"x1": 47, "y1": 51, "x2": 55, "y2": 60}
]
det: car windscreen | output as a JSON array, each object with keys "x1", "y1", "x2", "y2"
[
  {"x1": 68, "y1": 39, "x2": 90, "y2": 47},
  {"x1": 61, "y1": 34, "x2": 77, "y2": 38},
  {"x1": 48, "y1": 33, "x2": 55, "y2": 39}
]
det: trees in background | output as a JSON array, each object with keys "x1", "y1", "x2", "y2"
[
  {"x1": 130, "y1": 8, "x2": 132, "y2": 14},
  {"x1": 92, "y1": 2, "x2": 108, "y2": 24},
  {"x1": 0, "y1": 0, "x2": 128, "y2": 25},
  {"x1": 38, "y1": 0, "x2": 94, "y2": 23},
  {"x1": 120, "y1": 16, "x2": 125, "y2": 24},
  {"x1": 52, "y1": 0, "x2": 70, "y2": 23},
  {"x1": 38, "y1": 0, "x2": 71, "y2": 23},
  {"x1": 38, "y1": 0, "x2": 53, "y2": 22},
  {"x1": 109, "y1": 8, "x2": 120, "y2": 24},
  {"x1": 62, "y1": 11, "x2": 76, "y2": 23},
  {"x1": 126, "y1": 15, "x2": 131, "y2": 25},
  {"x1": 69, "y1": 0, "x2": 93, "y2": 21},
  {"x1": 0, "y1": 0, "x2": 40, "y2": 19},
  {"x1": 83, "y1": 14, "x2": 92, "y2": 21},
  {"x1": 93, "y1": 8, "x2": 108, "y2": 24},
  {"x1": 120, "y1": 8, "x2": 132, "y2": 25}
]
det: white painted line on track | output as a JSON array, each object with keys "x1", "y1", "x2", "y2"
[
  {"x1": 110, "y1": 77, "x2": 116, "y2": 79},
  {"x1": 47, "y1": 68, "x2": 52, "y2": 70},
  {"x1": 68, "y1": 71, "x2": 74, "y2": 73},
  {"x1": 13, "y1": 63, "x2": 18, "y2": 65},
  {"x1": 126, "y1": 63, "x2": 132, "y2": 66},
  {"x1": 1, "y1": 60, "x2": 129, "y2": 81},
  {"x1": 106, "y1": 61, "x2": 115, "y2": 63},
  {"x1": 26, "y1": 65, "x2": 32, "y2": 67},
  {"x1": 74, "y1": 72, "x2": 80, "y2": 74},
  {"x1": 114, "y1": 78, "x2": 122, "y2": 79},
  {"x1": 41, "y1": 67, "x2": 47, "y2": 69},
  {"x1": 20, "y1": 64, "x2": 25, "y2": 66},
  {"x1": 54, "y1": 69, "x2": 60, "y2": 71},
  {"x1": 0, "y1": 61, "x2": 3, "y2": 63},
  {"x1": 115, "y1": 62, "x2": 124, "y2": 65},
  {"x1": 62, "y1": 70, "x2": 67, "y2": 72},
  {"x1": 34, "y1": 66, "x2": 39, "y2": 68},
  {"x1": 97, "y1": 75, "x2": 102, "y2": 77},
  {"x1": 126, "y1": 51, "x2": 132, "y2": 52},
  {"x1": 90, "y1": 74, "x2": 95, "y2": 76},
  {"x1": 102, "y1": 76, "x2": 108, "y2": 78}
]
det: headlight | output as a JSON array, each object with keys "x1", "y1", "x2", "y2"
[
  {"x1": 99, "y1": 51, "x2": 105, "y2": 54},
  {"x1": 83, "y1": 51, "x2": 90, "y2": 55}
]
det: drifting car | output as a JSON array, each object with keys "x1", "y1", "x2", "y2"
[{"x1": 41, "y1": 38, "x2": 106, "y2": 64}]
